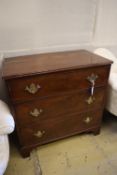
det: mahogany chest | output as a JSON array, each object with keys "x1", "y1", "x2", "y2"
[{"x1": 2, "y1": 50, "x2": 112, "y2": 157}]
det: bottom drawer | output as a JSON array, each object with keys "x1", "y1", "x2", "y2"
[{"x1": 19, "y1": 109, "x2": 103, "y2": 146}]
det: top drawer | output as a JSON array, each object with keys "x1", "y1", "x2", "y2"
[{"x1": 7, "y1": 66, "x2": 110, "y2": 103}]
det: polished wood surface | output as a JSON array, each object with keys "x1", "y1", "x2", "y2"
[
  {"x1": 2, "y1": 50, "x2": 112, "y2": 157},
  {"x1": 2, "y1": 50, "x2": 112, "y2": 79},
  {"x1": 19, "y1": 109, "x2": 103, "y2": 146},
  {"x1": 15, "y1": 88, "x2": 105, "y2": 127},
  {"x1": 7, "y1": 66, "x2": 109, "y2": 103}
]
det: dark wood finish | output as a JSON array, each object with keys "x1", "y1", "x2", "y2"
[
  {"x1": 14, "y1": 87, "x2": 105, "y2": 127},
  {"x1": 7, "y1": 66, "x2": 109, "y2": 103},
  {"x1": 2, "y1": 50, "x2": 112, "y2": 157},
  {"x1": 19, "y1": 110, "x2": 103, "y2": 146},
  {"x1": 3, "y1": 50, "x2": 112, "y2": 79}
]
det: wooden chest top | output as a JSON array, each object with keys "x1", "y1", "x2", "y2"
[{"x1": 2, "y1": 50, "x2": 112, "y2": 79}]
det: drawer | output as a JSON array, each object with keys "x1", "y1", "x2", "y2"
[
  {"x1": 19, "y1": 110, "x2": 103, "y2": 146},
  {"x1": 7, "y1": 66, "x2": 109, "y2": 102},
  {"x1": 14, "y1": 87, "x2": 106, "y2": 127}
]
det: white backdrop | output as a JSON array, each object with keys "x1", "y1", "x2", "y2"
[
  {"x1": 0, "y1": 0, "x2": 96, "y2": 57},
  {"x1": 94, "y1": 0, "x2": 117, "y2": 46}
]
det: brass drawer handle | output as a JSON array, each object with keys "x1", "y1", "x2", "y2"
[
  {"x1": 83, "y1": 117, "x2": 92, "y2": 124},
  {"x1": 30, "y1": 108, "x2": 43, "y2": 117},
  {"x1": 25, "y1": 83, "x2": 41, "y2": 94},
  {"x1": 86, "y1": 96, "x2": 95, "y2": 105},
  {"x1": 34, "y1": 130, "x2": 45, "y2": 138}
]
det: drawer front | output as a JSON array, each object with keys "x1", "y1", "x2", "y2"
[
  {"x1": 7, "y1": 66, "x2": 109, "y2": 102},
  {"x1": 19, "y1": 110, "x2": 103, "y2": 146},
  {"x1": 14, "y1": 87, "x2": 105, "y2": 127}
]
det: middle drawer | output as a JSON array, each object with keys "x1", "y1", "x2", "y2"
[{"x1": 14, "y1": 87, "x2": 105, "y2": 127}]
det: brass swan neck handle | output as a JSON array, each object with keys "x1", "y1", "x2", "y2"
[{"x1": 25, "y1": 83, "x2": 41, "y2": 94}]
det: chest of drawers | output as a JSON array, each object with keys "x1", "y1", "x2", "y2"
[{"x1": 2, "y1": 50, "x2": 112, "y2": 157}]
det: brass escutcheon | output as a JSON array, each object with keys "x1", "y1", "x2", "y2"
[
  {"x1": 83, "y1": 116, "x2": 92, "y2": 124},
  {"x1": 87, "y1": 73, "x2": 98, "y2": 96},
  {"x1": 34, "y1": 130, "x2": 45, "y2": 138},
  {"x1": 87, "y1": 73, "x2": 98, "y2": 84},
  {"x1": 30, "y1": 108, "x2": 43, "y2": 117},
  {"x1": 25, "y1": 83, "x2": 41, "y2": 94}
]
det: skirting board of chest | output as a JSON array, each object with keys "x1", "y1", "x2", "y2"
[{"x1": 2, "y1": 50, "x2": 112, "y2": 157}]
